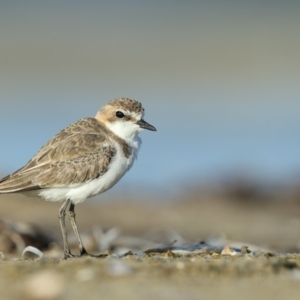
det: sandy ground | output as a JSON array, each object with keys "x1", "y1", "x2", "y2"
[
  {"x1": 1, "y1": 253, "x2": 300, "y2": 300},
  {"x1": 0, "y1": 192, "x2": 300, "y2": 300}
]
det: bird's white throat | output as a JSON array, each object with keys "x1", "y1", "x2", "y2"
[{"x1": 105, "y1": 120, "x2": 142, "y2": 143}]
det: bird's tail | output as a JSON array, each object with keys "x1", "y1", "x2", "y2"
[{"x1": 0, "y1": 173, "x2": 39, "y2": 193}]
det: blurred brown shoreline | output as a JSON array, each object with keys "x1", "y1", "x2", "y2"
[{"x1": 1, "y1": 173, "x2": 300, "y2": 255}]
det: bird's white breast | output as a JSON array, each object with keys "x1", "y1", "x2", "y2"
[{"x1": 37, "y1": 137, "x2": 141, "y2": 204}]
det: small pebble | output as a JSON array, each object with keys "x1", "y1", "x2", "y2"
[
  {"x1": 221, "y1": 246, "x2": 239, "y2": 256},
  {"x1": 176, "y1": 261, "x2": 185, "y2": 269},
  {"x1": 23, "y1": 270, "x2": 65, "y2": 299},
  {"x1": 106, "y1": 260, "x2": 133, "y2": 276}
]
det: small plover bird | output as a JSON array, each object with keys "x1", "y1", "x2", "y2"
[{"x1": 0, "y1": 98, "x2": 156, "y2": 258}]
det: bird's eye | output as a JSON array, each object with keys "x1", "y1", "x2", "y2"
[{"x1": 116, "y1": 111, "x2": 125, "y2": 118}]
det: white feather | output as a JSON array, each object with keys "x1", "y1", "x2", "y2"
[{"x1": 35, "y1": 137, "x2": 141, "y2": 204}]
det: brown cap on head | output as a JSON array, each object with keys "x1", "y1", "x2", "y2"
[
  {"x1": 104, "y1": 98, "x2": 144, "y2": 114},
  {"x1": 95, "y1": 98, "x2": 144, "y2": 124}
]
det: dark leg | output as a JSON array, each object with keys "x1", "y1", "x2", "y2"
[
  {"x1": 68, "y1": 203, "x2": 88, "y2": 256},
  {"x1": 58, "y1": 199, "x2": 75, "y2": 259},
  {"x1": 68, "y1": 203, "x2": 107, "y2": 258}
]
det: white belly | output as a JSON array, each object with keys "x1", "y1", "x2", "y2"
[{"x1": 34, "y1": 141, "x2": 139, "y2": 204}]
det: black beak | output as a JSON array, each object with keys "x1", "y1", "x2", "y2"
[{"x1": 137, "y1": 119, "x2": 157, "y2": 131}]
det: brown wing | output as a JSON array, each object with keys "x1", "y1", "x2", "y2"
[{"x1": 0, "y1": 118, "x2": 116, "y2": 193}]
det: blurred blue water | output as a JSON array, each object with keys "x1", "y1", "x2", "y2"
[{"x1": 1, "y1": 77, "x2": 299, "y2": 196}]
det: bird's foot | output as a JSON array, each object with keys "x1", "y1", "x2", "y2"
[
  {"x1": 79, "y1": 247, "x2": 108, "y2": 258},
  {"x1": 63, "y1": 250, "x2": 80, "y2": 259},
  {"x1": 62, "y1": 248, "x2": 107, "y2": 259}
]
